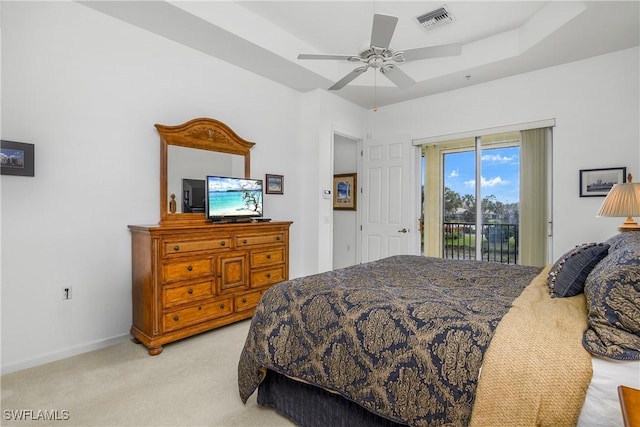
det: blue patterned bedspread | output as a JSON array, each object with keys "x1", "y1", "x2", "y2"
[{"x1": 238, "y1": 255, "x2": 541, "y2": 426}]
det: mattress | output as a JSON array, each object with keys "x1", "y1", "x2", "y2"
[{"x1": 578, "y1": 356, "x2": 640, "y2": 426}]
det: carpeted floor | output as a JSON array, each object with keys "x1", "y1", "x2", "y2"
[{"x1": 1, "y1": 320, "x2": 295, "y2": 426}]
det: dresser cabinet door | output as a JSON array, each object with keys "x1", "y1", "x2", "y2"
[{"x1": 216, "y1": 252, "x2": 249, "y2": 293}]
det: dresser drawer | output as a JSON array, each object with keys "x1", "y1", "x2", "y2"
[
  {"x1": 163, "y1": 298, "x2": 232, "y2": 332},
  {"x1": 163, "y1": 281, "x2": 214, "y2": 307},
  {"x1": 251, "y1": 266, "x2": 286, "y2": 287},
  {"x1": 236, "y1": 232, "x2": 285, "y2": 248},
  {"x1": 163, "y1": 258, "x2": 212, "y2": 282},
  {"x1": 235, "y1": 290, "x2": 263, "y2": 312},
  {"x1": 163, "y1": 237, "x2": 231, "y2": 256},
  {"x1": 251, "y1": 247, "x2": 285, "y2": 267}
]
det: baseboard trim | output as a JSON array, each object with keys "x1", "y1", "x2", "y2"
[{"x1": 1, "y1": 334, "x2": 131, "y2": 375}]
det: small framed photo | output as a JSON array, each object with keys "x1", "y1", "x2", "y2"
[
  {"x1": 579, "y1": 167, "x2": 626, "y2": 197},
  {"x1": 333, "y1": 173, "x2": 357, "y2": 210},
  {"x1": 265, "y1": 174, "x2": 284, "y2": 194},
  {"x1": 1, "y1": 140, "x2": 35, "y2": 177}
]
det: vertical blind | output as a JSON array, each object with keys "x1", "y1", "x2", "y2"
[{"x1": 519, "y1": 128, "x2": 550, "y2": 267}]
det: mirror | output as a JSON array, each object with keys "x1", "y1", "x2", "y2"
[
  {"x1": 157, "y1": 118, "x2": 254, "y2": 225},
  {"x1": 168, "y1": 146, "x2": 246, "y2": 214}
]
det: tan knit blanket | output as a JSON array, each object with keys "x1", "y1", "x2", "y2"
[{"x1": 470, "y1": 265, "x2": 593, "y2": 427}]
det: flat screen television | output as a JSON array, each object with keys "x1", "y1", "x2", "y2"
[{"x1": 205, "y1": 175, "x2": 263, "y2": 221}]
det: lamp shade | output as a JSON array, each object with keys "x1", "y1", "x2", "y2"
[{"x1": 597, "y1": 177, "x2": 640, "y2": 232}]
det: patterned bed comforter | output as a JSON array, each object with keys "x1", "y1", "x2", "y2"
[{"x1": 238, "y1": 255, "x2": 542, "y2": 426}]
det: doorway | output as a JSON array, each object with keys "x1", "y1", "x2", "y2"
[{"x1": 333, "y1": 134, "x2": 360, "y2": 269}]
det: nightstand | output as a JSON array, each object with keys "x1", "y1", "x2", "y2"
[{"x1": 618, "y1": 385, "x2": 640, "y2": 427}]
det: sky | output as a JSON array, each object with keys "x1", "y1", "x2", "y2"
[{"x1": 443, "y1": 146, "x2": 520, "y2": 204}]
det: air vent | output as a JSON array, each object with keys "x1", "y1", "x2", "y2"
[{"x1": 416, "y1": 5, "x2": 455, "y2": 31}]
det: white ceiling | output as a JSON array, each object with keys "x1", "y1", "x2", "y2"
[{"x1": 81, "y1": 1, "x2": 640, "y2": 109}]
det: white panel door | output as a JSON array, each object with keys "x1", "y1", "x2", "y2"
[{"x1": 361, "y1": 135, "x2": 418, "y2": 263}]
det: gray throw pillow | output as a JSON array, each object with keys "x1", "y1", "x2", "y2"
[{"x1": 548, "y1": 243, "x2": 610, "y2": 298}]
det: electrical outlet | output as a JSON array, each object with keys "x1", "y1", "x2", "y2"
[{"x1": 62, "y1": 286, "x2": 72, "y2": 300}]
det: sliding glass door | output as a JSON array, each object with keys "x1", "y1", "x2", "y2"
[
  {"x1": 440, "y1": 135, "x2": 520, "y2": 263},
  {"x1": 422, "y1": 128, "x2": 549, "y2": 266}
]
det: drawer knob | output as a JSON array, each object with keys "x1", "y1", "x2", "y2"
[
  {"x1": 220, "y1": 241, "x2": 226, "y2": 246},
  {"x1": 219, "y1": 303, "x2": 225, "y2": 309},
  {"x1": 187, "y1": 266, "x2": 193, "y2": 271},
  {"x1": 173, "y1": 245, "x2": 180, "y2": 251},
  {"x1": 242, "y1": 297, "x2": 247, "y2": 303},
  {"x1": 187, "y1": 289, "x2": 193, "y2": 294},
  {"x1": 242, "y1": 239, "x2": 248, "y2": 244},
  {"x1": 276, "y1": 236, "x2": 281, "y2": 241},
  {"x1": 266, "y1": 254, "x2": 271, "y2": 259},
  {"x1": 173, "y1": 315, "x2": 179, "y2": 321},
  {"x1": 266, "y1": 273, "x2": 271, "y2": 278},
  {"x1": 198, "y1": 306, "x2": 202, "y2": 311},
  {"x1": 217, "y1": 273, "x2": 222, "y2": 278}
]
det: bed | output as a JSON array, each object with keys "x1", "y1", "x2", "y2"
[{"x1": 238, "y1": 232, "x2": 640, "y2": 426}]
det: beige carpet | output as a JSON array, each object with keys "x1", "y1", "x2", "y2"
[{"x1": 1, "y1": 320, "x2": 295, "y2": 427}]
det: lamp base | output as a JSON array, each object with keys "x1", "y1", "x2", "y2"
[{"x1": 618, "y1": 217, "x2": 640, "y2": 232}]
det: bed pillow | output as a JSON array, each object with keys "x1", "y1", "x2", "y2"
[
  {"x1": 605, "y1": 231, "x2": 640, "y2": 253},
  {"x1": 582, "y1": 240, "x2": 640, "y2": 361},
  {"x1": 548, "y1": 243, "x2": 610, "y2": 298}
]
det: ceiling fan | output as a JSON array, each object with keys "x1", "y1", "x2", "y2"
[{"x1": 298, "y1": 14, "x2": 462, "y2": 90}]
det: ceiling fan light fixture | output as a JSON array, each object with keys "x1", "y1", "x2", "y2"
[
  {"x1": 298, "y1": 12, "x2": 461, "y2": 91},
  {"x1": 416, "y1": 5, "x2": 455, "y2": 31}
]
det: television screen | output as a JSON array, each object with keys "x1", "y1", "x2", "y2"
[{"x1": 205, "y1": 176, "x2": 263, "y2": 220}]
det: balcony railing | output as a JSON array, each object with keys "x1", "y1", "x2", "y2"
[{"x1": 443, "y1": 222, "x2": 519, "y2": 264}]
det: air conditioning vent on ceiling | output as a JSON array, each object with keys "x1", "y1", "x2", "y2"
[{"x1": 416, "y1": 5, "x2": 455, "y2": 31}]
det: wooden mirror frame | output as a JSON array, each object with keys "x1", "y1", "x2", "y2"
[{"x1": 156, "y1": 118, "x2": 255, "y2": 225}]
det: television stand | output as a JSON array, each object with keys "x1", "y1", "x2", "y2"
[
  {"x1": 210, "y1": 217, "x2": 253, "y2": 224},
  {"x1": 230, "y1": 217, "x2": 252, "y2": 223}
]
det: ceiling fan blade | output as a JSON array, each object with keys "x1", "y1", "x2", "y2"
[
  {"x1": 401, "y1": 43, "x2": 462, "y2": 62},
  {"x1": 298, "y1": 54, "x2": 356, "y2": 61},
  {"x1": 329, "y1": 66, "x2": 368, "y2": 90},
  {"x1": 370, "y1": 14, "x2": 398, "y2": 49},
  {"x1": 380, "y1": 65, "x2": 415, "y2": 89}
]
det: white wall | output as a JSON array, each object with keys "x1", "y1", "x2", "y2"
[
  {"x1": 0, "y1": 2, "x2": 365, "y2": 372},
  {"x1": 368, "y1": 47, "x2": 640, "y2": 258},
  {"x1": 297, "y1": 90, "x2": 366, "y2": 274}
]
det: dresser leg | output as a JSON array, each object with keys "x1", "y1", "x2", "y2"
[{"x1": 148, "y1": 346, "x2": 163, "y2": 356}]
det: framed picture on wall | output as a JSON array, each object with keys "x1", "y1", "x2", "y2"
[
  {"x1": 1, "y1": 140, "x2": 35, "y2": 177},
  {"x1": 265, "y1": 174, "x2": 284, "y2": 194},
  {"x1": 333, "y1": 173, "x2": 357, "y2": 210},
  {"x1": 579, "y1": 167, "x2": 626, "y2": 197}
]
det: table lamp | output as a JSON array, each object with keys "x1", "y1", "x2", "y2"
[{"x1": 597, "y1": 173, "x2": 640, "y2": 232}]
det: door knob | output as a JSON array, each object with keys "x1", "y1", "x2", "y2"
[{"x1": 398, "y1": 228, "x2": 408, "y2": 233}]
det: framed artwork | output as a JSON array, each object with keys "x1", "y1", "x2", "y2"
[
  {"x1": 265, "y1": 174, "x2": 284, "y2": 194},
  {"x1": 1, "y1": 140, "x2": 35, "y2": 177},
  {"x1": 333, "y1": 173, "x2": 357, "y2": 210},
  {"x1": 579, "y1": 167, "x2": 626, "y2": 197}
]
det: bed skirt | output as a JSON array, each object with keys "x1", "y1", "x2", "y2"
[{"x1": 258, "y1": 370, "x2": 408, "y2": 427}]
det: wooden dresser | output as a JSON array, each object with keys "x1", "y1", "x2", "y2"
[{"x1": 128, "y1": 221, "x2": 291, "y2": 355}]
